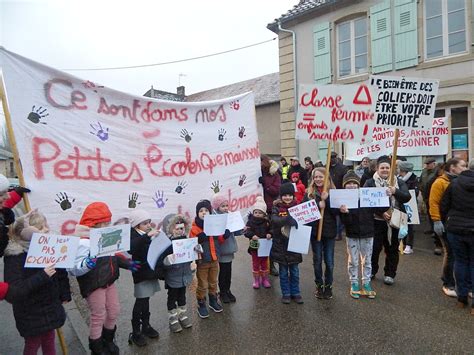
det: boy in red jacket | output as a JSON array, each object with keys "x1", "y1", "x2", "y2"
[{"x1": 291, "y1": 172, "x2": 306, "y2": 204}]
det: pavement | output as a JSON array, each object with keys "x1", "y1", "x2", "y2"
[{"x1": 2, "y1": 220, "x2": 474, "y2": 354}]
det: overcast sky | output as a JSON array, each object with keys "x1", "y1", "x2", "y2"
[{"x1": 1, "y1": 0, "x2": 295, "y2": 96}]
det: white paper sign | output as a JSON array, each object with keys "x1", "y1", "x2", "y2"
[
  {"x1": 172, "y1": 238, "x2": 198, "y2": 264},
  {"x1": 288, "y1": 200, "x2": 321, "y2": 225},
  {"x1": 89, "y1": 224, "x2": 131, "y2": 257},
  {"x1": 226, "y1": 211, "x2": 245, "y2": 232},
  {"x1": 25, "y1": 233, "x2": 80, "y2": 268},
  {"x1": 147, "y1": 231, "x2": 172, "y2": 270},
  {"x1": 359, "y1": 188, "x2": 390, "y2": 208},
  {"x1": 287, "y1": 225, "x2": 311, "y2": 254},
  {"x1": 257, "y1": 239, "x2": 272, "y2": 257},
  {"x1": 404, "y1": 190, "x2": 420, "y2": 225},
  {"x1": 329, "y1": 189, "x2": 359, "y2": 209},
  {"x1": 203, "y1": 214, "x2": 227, "y2": 235}
]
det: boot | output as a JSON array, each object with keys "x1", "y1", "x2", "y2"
[
  {"x1": 261, "y1": 273, "x2": 271, "y2": 288},
  {"x1": 227, "y1": 290, "x2": 236, "y2": 303},
  {"x1": 177, "y1": 306, "x2": 193, "y2": 329},
  {"x1": 220, "y1": 290, "x2": 231, "y2": 303},
  {"x1": 141, "y1": 312, "x2": 159, "y2": 339},
  {"x1": 252, "y1": 273, "x2": 260, "y2": 289},
  {"x1": 270, "y1": 260, "x2": 279, "y2": 276},
  {"x1": 128, "y1": 319, "x2": 147, "y2": 347},
  {"x1": 168, "y1": 309, "x2": 183, "y2": 333},
  {"x1": 89, "y1": 337, "x2": 107, "y2": 355},
  {"x1": 102, "y1": 326, "x2": 119, "y2": 354},
  {"x1": 197, "y1": 298, "x2": 209, "y2": 319},
  {"x1": 208, "y1": 294, "x2": 223, "y2": 313}
]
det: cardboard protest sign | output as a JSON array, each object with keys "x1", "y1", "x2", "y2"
[
  {"x1": 89, "y1": 224, "x2": 131, "y2": 257},
  {"x1": 172, "y1": 238, "x2": 198, "y2": 264},
  {"x1": 257, "y1": 239, "x2": 272, "y2": 257},
  {"x1": 0, "y1": 48, "x2": 262, "y2": 234},
  {"x1": 287, "y1": 225, "x2": 311, "y2": 254},
  {"x1": 25, "y1": 233, "x2": 80, "y2": 268},
  {"x1": 288, "y1": 200, "x2": 321, "y2": 225},
  {"x1": 147, "y1": 231, "x2": 172, "y2": 270},
  {"x1": 346, "y1": 117, "x2": 448, "y2": 160},
  {"x1": 404, "y1": 190, "x2": 420, "y2": 225},
  {"x1": 329, "y1": 189, "x2": 359, "y2": 209},
  {"x1": 203, "y1": 214, "x2": 227, "y2": 235},
  {"x1": 296, "y1": 83, "x2": 377, "y2": 142},
  {"x1": 370, "y1": 75, "x2": 439, "y2": 130},
  {"x1": 359, "y1": 188, "x2": 390, "y2": 208}
]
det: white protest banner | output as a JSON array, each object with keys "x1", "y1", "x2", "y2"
[
  {"x1": 172, "y1": 238, "x2": 198, "y2": 264},
  {"x1": 345, "y1": 117, "x2": 449, "y2": 160},
  {"x1": 404, "y1": 190, "x2": 420, "y2": 225},
  {"x1": 0, "y1": 48, "x2": 262, "y2": 234},
  {"x1": 329, "y1": 189, "x2": 359, "y2": 209},
  {"x1": 89, "y1": 224, "x2": 131, "y2": 257},
  {"x1": 287, "y1": 225, "x2": 312, "y2": 254},
  {"x1": 203, "y1": 214, "x2": 227, "y2": 235},
  {"x1": 226, "y1": 211, "x2": 245, "y2": 232},
  {"x1": 370, "y1": 75, "x2": 439, "y2": 130},
  {"x1": 147, "y1": 231, "x2": 172, "y2": 270},
  {"x1": 288, "y1": 200, "x2": 321, "y2": 225},
  {"x1": 257, "y1": 239, "x2": 272, "y2": 257},
  {"x1": 25, "y1": 233, "x2": 80, "y2": 268},
  {"x1": 296, "y1": 83, "x2": 377, "y2": 142},
  {"x1": 359, "y1": 188, "x2": 390, "y2": 208}
]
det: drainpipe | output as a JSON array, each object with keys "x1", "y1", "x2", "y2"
[{"x1": 278, "y1": 21, "x2": 299, "y2": 158}]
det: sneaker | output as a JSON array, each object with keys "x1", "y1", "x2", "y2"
[
  {"x1": 177, "y1": 307, "x2": 193, "y2": 329},
  {"x1": 314, "y1": 284, "x2": 324, "y2": 299},
  {"x1": 291, "y1": 295, "x2": 304, "y2": 304},
  {"x1": 227, "y1": 290, "x2": 236, "y2": 303},
  {"x1": 168, "y1": 310, "x2": 183, "y2": 333},
  {"x1": 403, "y1": 246, "x2": 413, "y2": 254},
  {"x1": 323, "y1": 285, "x2": 333, "y2": 299},
  {"x1": 434, "y1": 248, "x2": 442, "y2": 255},
  {"x1": 197, "y1": 300, "x2": 209, "y2": 319},
  {"x1": 281, "y1": 296, "x2": 291, "y2": 304},
  {"x1": 350, "y1": 282, "x2": 360, "y2": 299},
  {"x1": 362, "y1": 282, "x2": 376, "y2": 299},
  {"x1": 208, "y1": 295, "x2": 223, "y2": 313},
  {"x1": 383, "y1": 276, "x2": 395, "y2": 285},
  {"x1": 442, "y1": 286, "x2": 457, "y2": 298},
  {"x1": 469, "y1": 292, "x2": 473, "y2": 299},
  {"x1": 220, "y1": 291, "x2": 231, "y2": 304}
]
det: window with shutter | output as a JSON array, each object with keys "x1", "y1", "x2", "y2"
[
  {"x1": 394, "y1": 0, "x2": 418, "y2": 69},
  {"x1": 313, "y1": 22, "x2": 332, "y2": 83},
  {"x1": 370, "y1": 1, "x2": 393, "y2": 73}
]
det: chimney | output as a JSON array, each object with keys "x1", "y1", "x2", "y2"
[{"x1": 177, "y1": 86, "x2": 185, "y2": 97}]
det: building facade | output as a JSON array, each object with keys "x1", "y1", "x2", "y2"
[{"x1": 268, "y1": 0, "x2": 474, "y2": 169}]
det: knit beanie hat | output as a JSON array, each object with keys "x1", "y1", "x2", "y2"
[
  {"x1": 129, "y1": 209, "x2": 151, "y2": 228},
  {"x1": 211, "y1": 193, "x2": 229, "y2": 211},
  {"x1": 398, "y1": 161, "x2": 414, "y2": 172},
  {"x1": 342, "y1": 170, "x2": 361, "y2": 187},
  {"x1": 0, "y1": 174, "x2": 9, "y2": 192},
  {"x1": 79, "y1": 202, "x2": 112, "y2": 227},
  {"x1": 280, "y1": 182, "x2": 295, "y2": 196},
  {"x1": 195, "y1": 199, "x2": 212, "y2": 216},
  {"x1": 0, "y1": 282, "x2": 8, "y2": 301},
  {"x1": 252, "y1": 196, "x2": 267, "y2": 214}
]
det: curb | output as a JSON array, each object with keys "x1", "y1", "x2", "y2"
[{"x1": 64, "y1": 301, "x2": 89, "y2": 353}]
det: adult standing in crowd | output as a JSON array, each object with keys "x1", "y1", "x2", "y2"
[
  {"x1": 424, "y1": 163, "x2": 444, "y2": 255},
  {"x1": 429, "y1": 158, "x2": 467, "y2": 297},
  {"x1": 360, "y1": 159, "x2": 377, "y2": 187},
  {"x1": 279, "y1": 157, "x2": 290, "y2": 183},
  {"x1": 288, "y1": 157, "x2": 308, "y2": 188},
  {"x1": 329, "y1": 152, "x2": 348, "y2": 189},
  {"x1": 419, "y1": 157, "x2": 437, "y2": 235},
  {"x1": 441, "y1": 159, "x2": 474, "y2": 315},
  {"x1": 304, "y1": 157, "x2": 315, "y2": 181},
  {"x1": 364, "y1": 156, "x2": 411, "y2": 285},
  {"x1": 398, "y1": 161, "x2": 419, "y2": 255},
  {"x1": 355, "y1": 157, "x2": 370, "y2": 178}
]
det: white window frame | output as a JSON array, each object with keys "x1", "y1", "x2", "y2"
[
  {"x1": 336, "y1": 17, "x2": 368, "y2": 78},
  {"x1": 424, "y1": 0, "x2": 468, "y2": 60},
  {"x1": 436, "y1": 105, "x2": 471, "y2": 161}
]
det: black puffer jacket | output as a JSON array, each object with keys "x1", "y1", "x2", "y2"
[
  {"x1": 270, "y1": 200, "x2": 302, "y2": 265},
  {"x1": 340, "y1": 205, "x2": 374, "y2": 239},
  {"x1": 441, "y1": 170, "x2": 474, "y2": 236},
  {"x1": 363, "y1": 177, "x2": 411, "y2": 218},
  {"x1": 244, "y1": 214, "x2": 272, "y2": 253},
  {"x1": 129, "y1": 228, "x2": 158, "y2": 284},
  {"x1": 3, "y1": 241, "x2": 71, "y2": 337},
  {"x1": 303, "y1": 192, "x2": 338, "y2": 240}
]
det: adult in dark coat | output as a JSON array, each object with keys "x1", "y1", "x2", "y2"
[
  {"x1": 288, "y1": 157, "x2": 308, "y2": 188},
  {"x1": 260, "y1": 155, "x2": 281, "y2": 215},
  {"x1": 329, "y1": 152, "x2": 349, "y2": 189}
]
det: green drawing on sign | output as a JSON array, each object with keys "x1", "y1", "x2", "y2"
[{"x1": 98, "y1": 230, "x2": 122, "y2": 254}]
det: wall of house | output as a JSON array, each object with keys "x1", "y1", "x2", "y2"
[
  {"x1": 256, "y1": 102, "x2": 281, "y2": 157},
  {"x1": 277, "y1": 0, "x2": 474, "y2": 168}
]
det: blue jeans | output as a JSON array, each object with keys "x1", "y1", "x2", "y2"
[
  {"x1": 447, "y1": 232, "x2": 474, "y2": 298},
  {"x1": 311, "y1": 237, "x2": 335, "y2": 286},
  {"x1": 278, "y1": 263, "x2": 300, "y2": 297}
]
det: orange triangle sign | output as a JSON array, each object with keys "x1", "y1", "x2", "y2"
[{"x1": 353, "y1": 84, "x2": 372, "y2": 105}]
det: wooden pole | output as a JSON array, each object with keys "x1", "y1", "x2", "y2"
[
  {"x1": 0, "y1": 78, "x2": 31, "y2": 211},
  {"x1": 56, "y1": 328, "x2": 68, "y2": 355},
  {"x1": 389, "y1": 128, "x2": 400, "y2": 187},
  {"x1": 316, "y1": 141, "x2": 332, "y2": 241}
]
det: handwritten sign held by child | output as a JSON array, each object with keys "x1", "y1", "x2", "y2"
[
  {"x1": 25, "y1": 233, "x2": 80, "y2": 268},
  {"x1": 359, "y1": 188, "x2": 390, "y2": 208},
  {"x1": 147, "y1": 231, "x2": 172, "y2": 270},
  {"x1": 288, "y1": 200, "x2": 321, "y2": 225},
  {"x1": 329, "y1": 189, "x2": 359, "y2": 209},
  {"x1": 90, "y1": 224, "x2": 131, "y2": 257},
  {"x1": 172, "y1": 238, "x2": 199, "y2": 264}
]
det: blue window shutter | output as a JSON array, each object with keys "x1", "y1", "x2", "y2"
[
  {"x1": 394, "y1": 0, "x2": 418, "y2": 69},
  {"x1": 370, "y1": 1, "x2": 392, "y2": 73},
  {"x1": 313, "y1": 22, "x2": 331, "y2": 84}
]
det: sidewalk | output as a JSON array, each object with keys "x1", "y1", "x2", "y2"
[{"x1": 0, "y1": 260, "x2": 87, "y2": 355}]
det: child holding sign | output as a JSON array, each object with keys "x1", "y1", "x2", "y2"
[
  {"x1": 156, "y1": 214, "x2": 195, "y2": 333},
  {"x1": 271, "y1": 183, "x2": 303, "y2": 304},
  {"x1": 128, "y1": 209, "x2": 160, "y2": 347},
  {"x1": 4, "y1": 210, "x2": 71, "y2": 355},
  {"x1": 244, "y1": 196, "x2": 272, "y2": 289},
  {"x1": 339, "y1": 171, "x2": 376, "y2": 299}
]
